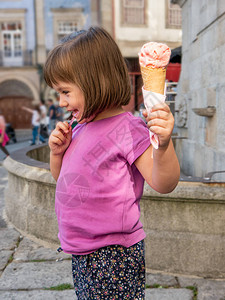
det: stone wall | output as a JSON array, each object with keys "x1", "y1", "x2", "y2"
[
  {"x1": 142, "y1": 182, "x2": 225, "y2": 278},
  {"x1": 3, "y1": 156, "x2": 57, "y2": 244},
  {"x1": 174, "y1": 0, "x2": 225, "y2": 180}
]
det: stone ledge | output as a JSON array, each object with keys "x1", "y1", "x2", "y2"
[
  {"x1": 3, "y1": 155, "x2": 55, "y2": 185},
  {"x1": 9, "y1": 144, "x2": 50, "y2": 169},
  {"x1": 143, "y1": 180, "x2": 225, "y2": 202}
]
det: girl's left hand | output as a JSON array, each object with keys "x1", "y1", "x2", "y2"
[
  {"x1": 142, "y1": 102, "x2": 174, "y2": 149},
  {"x1": 49, "y1": 121, "x2": 72, "y2": 156}
]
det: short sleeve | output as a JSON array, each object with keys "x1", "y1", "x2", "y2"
[{"x1": 126, "y1": 116, "x2": 151, "y2": 165}]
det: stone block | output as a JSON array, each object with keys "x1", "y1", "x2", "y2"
[
  {"x1": 0, "y1": 250, "x2": 13, "y2": 271},
  {"x1": 0, "y1": 290, "x2": 76, "y2": 300},
  {"x1": 146, "y1": 271, "x2": 177, "y2": 287},
  {"x1": 197, "y1": 280, "x2": 225, "y2": 300},
  {"x1": 0, "y1": 261, "x2": 73, "y2": 290},
  {"x1": 0, "y1": 228, "x2": 20, "y2": 251},
  {"x1": 142, "y1": 198, "x2": 225, "y2": 235},
  {"x1": 145, "y1": 288, "x2": 193, "y2": 300},
  {"x1": 14, "y1": 237, "x2": 70, "y2": 262},
  {"x1": 28, "y1": 181, "x2": 55, "y2": 210},
  {"x1": 144, "y1": 229, "x2": 225, "y2": 278},
  {"x1": 27, "y1": 206, "x2": 58, "y2": 243}
]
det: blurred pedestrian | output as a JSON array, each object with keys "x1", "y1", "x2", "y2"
[
  {"x1": 56, "y1": 104, "x2": 64, "y2": 123},
  {"x1": 22, "y1": 105, "x2": 45, "y2": 145},
  {"x1": 39, "y1": 99, "x2": 49, "y2": 140},
  {"x1": 47, "y1": 99, "x2": 56, "y2": 133},
  {"x1": 0, "y1": 111, "x2": 9, "y2": 156},
  {"x1": 55, "y1": 94, "x2": 64, "y2": 123}
]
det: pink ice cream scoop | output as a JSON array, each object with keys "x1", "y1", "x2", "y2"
[{"x1": 139, "y1": 42, "x2": 171, "y2": 68}]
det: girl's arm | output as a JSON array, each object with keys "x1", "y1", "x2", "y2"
[
  {"x1": 135, "y1": 140, "x2": 180, "y2": 193},
  {"x1": 50, "y1": 152, "x2": 63, "y2": 181},
  {"x1": 48, "y1": 121, "x2": 72, "y2": 181},
  {"x1": 134, "y1": 102, "x2": 180, "y2": 194}
]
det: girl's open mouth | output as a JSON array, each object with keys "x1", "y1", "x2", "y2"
[
  {"x1": 68, "y1": 110, "x2": 79, "y2": 126},
  {"x1": 72, "y1": 110, "x2": 79, "y2": 118}
]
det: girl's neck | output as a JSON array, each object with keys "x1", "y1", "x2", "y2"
[{"x1": 92, "y1": 107, "x2": 125, "y2": 122}]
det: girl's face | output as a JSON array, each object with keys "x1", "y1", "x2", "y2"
[{"x1": 52, "y1": 81, "x2": 85, "y2": 122}]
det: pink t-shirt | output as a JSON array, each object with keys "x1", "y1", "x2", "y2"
[{"x1": 55, "y1": 112, "x2": 151, "y2": 254}]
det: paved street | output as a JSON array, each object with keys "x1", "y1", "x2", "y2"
[
  {"x1": 0, "y1": 140, "x2": 225, "y2": 299},
  {"x1": 0, "y1": 129, "x2": 32, "y2": 162}
]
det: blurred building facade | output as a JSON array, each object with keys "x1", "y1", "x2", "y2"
[
  {"x1": 112, "y1": 0, "x2": 182, "y2": 112},
  {"x1": 173, "y1": 0, "x2": 225, "y2": 180},
  {"x1": 0, "y1": 0, "x2": 181, "y2": 129}
]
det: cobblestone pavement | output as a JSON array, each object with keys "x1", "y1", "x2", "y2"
[{"x1": 0, "y1": 141, "x2": 225, "y2": 299}]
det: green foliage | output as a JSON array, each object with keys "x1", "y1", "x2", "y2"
[
  {"x1": 7, "y1": 255, "x2": 13, "y2": 264},
  {"x1": 186, "y1": 286, "x2": 198, "y2": 300},
  {"x1": 146, "y1": 283, "x2": 198, "y2": 300},
  {"x1": 45, "y1": 283, "x2": 73, "y2": 291},
  {"x1": 145, "y1": 284, "x2": 165, "y2": 289}
]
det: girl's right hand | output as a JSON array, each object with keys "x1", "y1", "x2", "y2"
[{"x1": 48, "y1": 121, "x2": 72, "y2": 156}]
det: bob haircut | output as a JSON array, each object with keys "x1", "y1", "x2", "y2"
[{"x1": 44, "y1": 26, "x2": 131, "y2": 121}]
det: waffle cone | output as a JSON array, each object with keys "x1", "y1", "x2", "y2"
[{"x1": 141, "y1": 66, "x2": 166, "y2": 95}]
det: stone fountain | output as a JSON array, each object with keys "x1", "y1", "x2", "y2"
[{"x1": 3, "y1": 144, "x2": 225, "y2": 279}]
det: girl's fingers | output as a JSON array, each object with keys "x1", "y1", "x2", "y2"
[
  {"x1": 54, "y1": 122, "x2": 72, "y2": 139},
  {"x1": 48, "y1": 121, "x2": 72, "y2": 156},
  {"x1": 143, "y1": 103, "x2": 171, "y2": 120},
  {"x1": 145, "y1": 112, "x2": 174, "y2": 127},
  {"x1": 148, "y1": 110, "x2": 171, "y2": 121},
  {"x1": 151, "y1": 102, "x2": 170, "y2": 113},
  {"x1": 149, "y1": 126, "x2": 170, "y2": 138},
  {"x1": 50, "y1": 135, "x2": 64, "y2": 145},
  {"x1": 141, "y1": 103, "x2": 174, "y2": 148},
  {"x1": 51, "y1": 129, "x2": 68, "y2": 142},
  {"x1": 50, "y1": 126, "x2": 71, "y2": 144},
  {"x1": 142, "y1": 109, "x2": 148, "y2": 118},
  {"x1": 148, "y1": 118, "x2": 168, "y2": 129},
  {"x1": 55, "y1": 130, "x2": 70, "y2": 142},
  {"x1": 55, "y1": 121, "x2": 70, "y2": 134}
]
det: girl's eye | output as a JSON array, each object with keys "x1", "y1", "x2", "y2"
[{"x1": 62, "y1": 91, "x2": 69, "y2": 95}]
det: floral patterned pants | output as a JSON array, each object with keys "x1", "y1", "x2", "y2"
[{"x1": 72, "y1": 240, "x2": 145, "y2": 300}]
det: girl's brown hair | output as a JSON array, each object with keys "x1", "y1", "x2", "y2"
[{"x1": 44, "y1": 27, "x2": 131, "y2": 121}]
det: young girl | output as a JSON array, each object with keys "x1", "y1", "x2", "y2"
[{"x1": 44, "y1": 27, "x2": 180, "y2": 299}]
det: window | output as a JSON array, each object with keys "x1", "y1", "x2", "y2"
[
  {"x1": 1, "y1": 21, "x2": 22, "y2": 66},
  {"x1": 166, "y1": 0, "x2": 182, "y2": 28},
  {"x1": 122, "y1": 0, "x2": 145, "y2": 25},
  {"x1": 51, "y1": 8, "x2": 84, "y2": 46},
  {"x1": 58, "y1": 21, "x2": 80, "y2": 41}
]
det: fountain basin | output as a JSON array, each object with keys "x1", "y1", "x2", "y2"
[{"x1": 3, "y1": 145, "x2": 225, "y2": 278}]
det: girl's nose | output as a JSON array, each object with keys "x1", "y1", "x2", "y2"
[{"x1": 59, "y1": 95, "x2": 66, "y2": 107}]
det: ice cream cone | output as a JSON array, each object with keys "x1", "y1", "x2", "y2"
[
  {"x1": 138, "y1": 42, "x2": 171, "y2": 149},
  {"x1": 140, "y1": 65, "x2": 166, "y2": 95}
]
